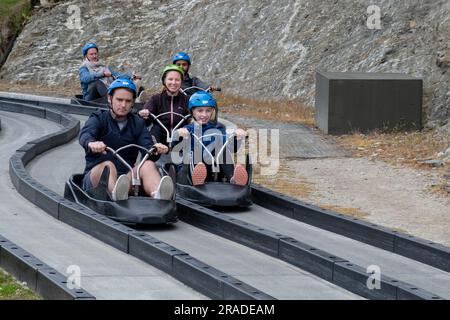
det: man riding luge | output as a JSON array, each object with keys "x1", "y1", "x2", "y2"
[{"x1": 79, "y1": 78, "x2": 174, "y2": 201}]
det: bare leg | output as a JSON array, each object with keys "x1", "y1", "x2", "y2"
[
  {"x1": 134, "y1": 160, "x2": 161, "y2": 196},
  {"x1": 89, "y1": 161, "x2": 118, "y2": 194}
]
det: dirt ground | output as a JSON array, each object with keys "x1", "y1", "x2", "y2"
[
  {"x1": 1, "y1": 80, "x2": 449, "y2": 246},
  {"x1": 285, "y1": 158, "x2": 449, "y2": 246}
]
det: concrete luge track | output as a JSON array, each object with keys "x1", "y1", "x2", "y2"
[
  {"x1": 1, "y1": 99, "x2": 275, "y2": 300},
  {"x1": 26, "y1": 115, "x2": 360, "y2": 300},
  {"x1": 0, "y1": 110, "x2": 207, "y2": 300},
  {"x1": 1, "y1": 93, "x2": 448, "y2": 300}
]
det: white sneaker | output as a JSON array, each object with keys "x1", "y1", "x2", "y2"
[
  {"x1": 152, "y1": 176, "x2": 174, "y2": 200},
  {"x1": 111, "y1": 174, "x2": 130, "y2": 201}
]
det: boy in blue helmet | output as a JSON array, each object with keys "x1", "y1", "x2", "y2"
[
  {"x1": 172, "y1": 52, "x2": 218, "y2": 96},
  {"x1": 175, "y1": 91, "x2": 248, "y2": 186},
  {"x1": 79, "y1": 78, "x2": 173, "y2": 201},
  {"x1": 79, "y1": 42, "x2": 140, "y2": 102}
]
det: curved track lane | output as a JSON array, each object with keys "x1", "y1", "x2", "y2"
[
  {"x1": 0, "y1": 111, "x2": 206, "y2": 300},
  {"x1": 27, "y1": 115, "x2": 362, "y2": 300}
]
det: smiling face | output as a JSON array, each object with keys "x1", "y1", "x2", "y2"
[
  {"x1": 108, "y1": 88, "x2": 134, "y2": 118},
  {"x1": 164, "y1": 70, "x2": 182, "y2": 93},
  {"x1": 192, "y1": 106, "x2": 214, "y2": 125},
  {"x1": 86, "y1": 48, "x2": 98, "y2": 62}
]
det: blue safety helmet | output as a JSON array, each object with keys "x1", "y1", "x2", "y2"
[
  {"x1": 188, "y1": 91, "x2": 217, "y2": 110},
  {"x1": 107, "y1": 78, "x2": 137, "y2": 98},
  {"x1": 172, "y1": 51, "x2": 191, "y2": 65},
  {"x1": 82, "y1": 42, "x2": 98, "y2": 57}
]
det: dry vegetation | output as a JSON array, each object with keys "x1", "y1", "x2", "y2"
[
  {"x1": 252, "y1": 160, "x2": 314, "y2": 199},
  {"x1": 0, "y1": 268, "x2": 40, "y2": 300},
  {"x1": 336, "y1": 129, "x2": 450, "y2": 197},
  {"x1": 0, "y1": 79, "x2": 79, "y2": 97},
  {"x1": 320, "y1": 205, "x2": 369, "y2": 219},
  {"x1": 216, "y1": 92, "x2": 315, "y2": 126}
]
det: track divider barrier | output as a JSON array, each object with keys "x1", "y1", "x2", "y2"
[{"x1": 0, "y1": 98, "x2": 273, "y2": 300}]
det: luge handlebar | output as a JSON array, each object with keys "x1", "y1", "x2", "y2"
[{"x1": 106, "y1": 144, "x2": 156, "y2": 195}]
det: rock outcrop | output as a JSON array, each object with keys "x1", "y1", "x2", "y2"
[{"x1": 1, "y1": 0, "x2": 449, "y2": 126}]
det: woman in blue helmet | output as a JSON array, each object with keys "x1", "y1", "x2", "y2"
[
  {"x1": 79, "y1": 42, "x2": 138, "y2": 102},
  {"x1": 172, "y1": 52, "x2": 218, "y2": 96},
  {"x1": 79, "y1": 78, "x2": 173, "y2": 201},
  {"x1": 175, "y1": 91, "x2": 248, "y2": 186}
]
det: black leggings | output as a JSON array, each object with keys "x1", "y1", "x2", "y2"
[{"x1": 86, "y1": 80, "x2": 108, "y2": 102}]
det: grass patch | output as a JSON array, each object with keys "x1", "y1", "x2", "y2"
[
  {"x1": 0, "y1": 0, "x2": 31, "y2": 32},
  {"x1": 0, "y1": 268, "x2": 40, "y2": 300}
]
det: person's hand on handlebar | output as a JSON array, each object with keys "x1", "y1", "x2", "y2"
[
  {"x1": 153, "y1": 143, "x2": 169, "y2": 155},
  {"x1": 132, "y1": 71, "x2": 142, "y2": 81},
  {"x1": 88, "y1": 141, "x2": 107, "y2": 154},
  {"x1": 208, "y1": 86, "x2": 221, "y2": 92},
  {"x1": 176, "y1": 128, "x2": 190, "y2": 139},
  {"x1": 235, "y1": 129, "x2": 247, "y2": 140},
  {"x1": 138, "y1": 109, "x2": 151, "y2": 120}
]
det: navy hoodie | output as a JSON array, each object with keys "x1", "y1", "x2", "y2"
[{"x1": 79, "y1": 109, "x2": 154, "y2": 175}]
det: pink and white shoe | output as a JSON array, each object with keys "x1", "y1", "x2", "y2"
[
  {"x1": 191, "y1": 162, "x2": 207, "y2": 186},
  {"x1": 230, "y1": 164, "x2": 248, "y2": 186}
]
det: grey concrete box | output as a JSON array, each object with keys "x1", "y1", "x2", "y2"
[{"x1": 315, "y1": 71, "x2": 422, "y2": 134}]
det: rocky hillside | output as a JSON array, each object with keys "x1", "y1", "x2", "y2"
[{"x1": 0, "y1": 0, "x2": 449, "y2": 126}]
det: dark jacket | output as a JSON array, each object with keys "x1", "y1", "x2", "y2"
[
  {"x1": 176, "y1": 121, "x2": 241, "y2": 162},
  {"x1": 79, "y1": 109, "x2": 154, "y2": 175},
  {"x1": 142, "y1": 91, "x2": 190, "y2": 144},
  {"x1": 181, "y1": 73, "x2": 209, "y2": 95}
]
